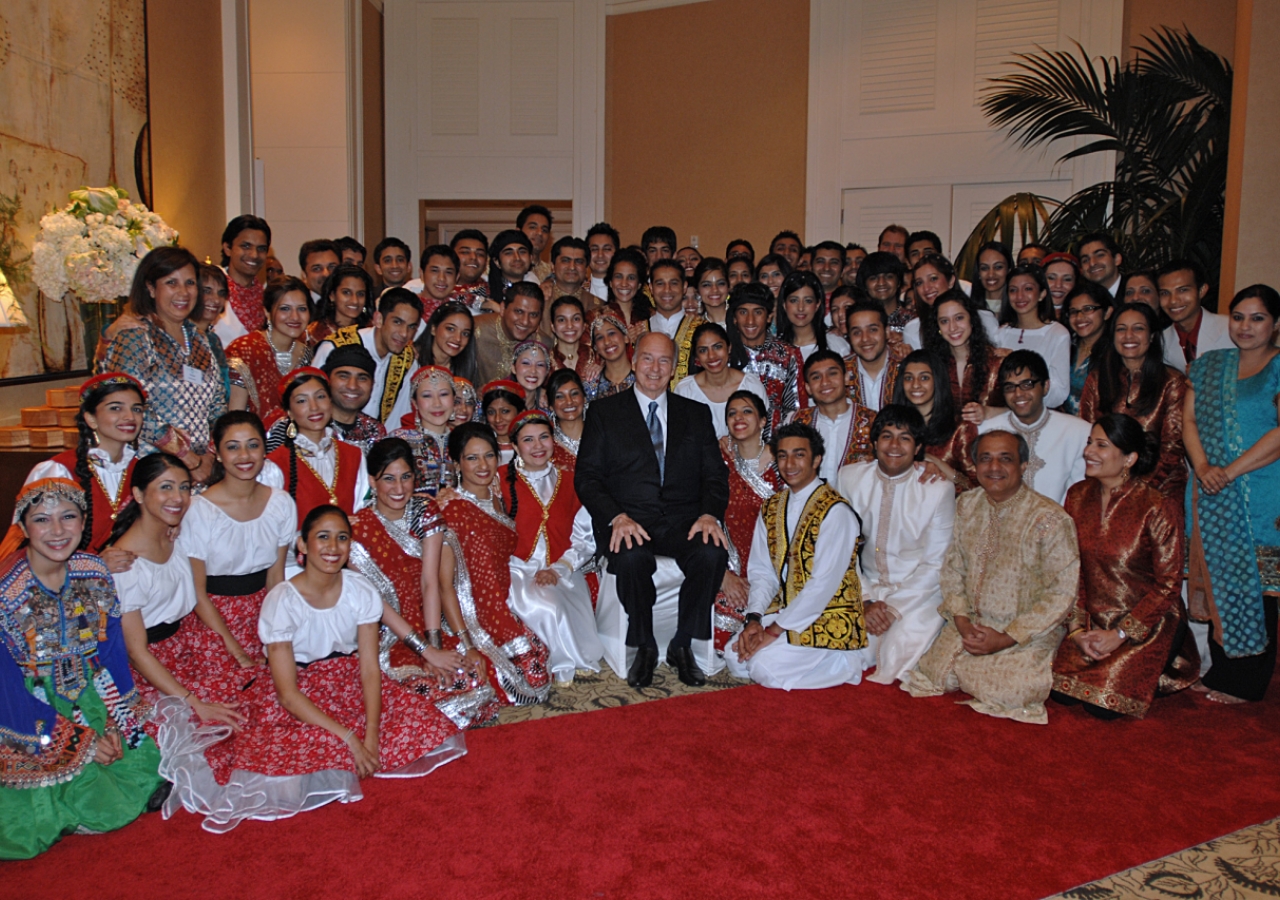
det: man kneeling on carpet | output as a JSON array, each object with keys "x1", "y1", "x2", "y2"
[
  {"x1": 726, "y1": 422, "x2": 871, "y2": 689},
  {"x1": 902, "y1": 430, "x2": 1080, "y2": 724},
  {"x1": 836, "y1": 405, "x2": 956, "y2": 686}
]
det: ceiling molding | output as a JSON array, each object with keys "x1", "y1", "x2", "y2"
[{"x1": 606, "y1": 0, "x2": 712, "y2": 16}]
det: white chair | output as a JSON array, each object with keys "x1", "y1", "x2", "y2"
[{"x1": 595, "y1": 556, "x2": 724, "y2": 678}]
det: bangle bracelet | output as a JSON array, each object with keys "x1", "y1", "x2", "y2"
[
  {"x1": 426, "y1": 629, "x2": 442, "y2": 650},
  {"x1": 182, "y1": 690, "x2": 194, "y2": 702},
  {"x1": 457, "y1": 629, "x2": 475, "y2": 652},
  {"x1": 342, "y1": 728, "x2": 356, "y2": 746},
  {"x1": 402, "y1": 631, "x2": 429, "y2": 656}
]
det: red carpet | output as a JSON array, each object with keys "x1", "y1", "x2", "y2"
[{"x1": 5, "y1": 679, "x2": 1280, "y2": 899}]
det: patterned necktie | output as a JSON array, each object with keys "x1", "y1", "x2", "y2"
[{"x1": 647, "y1": 400, "x2": 664, "y2": 481}]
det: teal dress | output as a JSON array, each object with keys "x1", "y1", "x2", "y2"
[{"x1": 0, "y1": 551, "x2": 161, "y2": 859}]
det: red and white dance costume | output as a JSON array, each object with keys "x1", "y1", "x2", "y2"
[
  {"x1": 496, "y1": 464, "x2": 603, "y2": 682},
  {"x1": 714, "y1": 443, "x2": 782, "y2": 651},
  {"x1": 264, "y1": 428, "x2": 370, "y2": 527},
  {"x1": 178, "y1": 489, "x2": 296, "y2": 659},
  {"x1": 441, "y1": 493, "x2": 551, "y2": 704},
  {"x1": 23, "y1": 446, "x2": 137, "y2": 554},
  {"x1": 347, "y1": 500, "x2": 499, "y2": 727},
  {"x1": 160, "y1": 572, "x2": 465, "y2": 833}
]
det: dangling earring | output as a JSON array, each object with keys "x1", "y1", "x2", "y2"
[
  {"x1": 286, "y1": 419, "x2": 298, "y2": 439},
  {"x1": 1121, "y1": 464, "x2": 1131, "y2": 482},
  {"x1": 89, "y1": 429, "x2": 99, "y2": 448}
]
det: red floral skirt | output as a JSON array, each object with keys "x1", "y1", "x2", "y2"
[
  {"x1": 133, "y1": 614, "x2": 259, "y2": 713},
  {"x1": 210, "y1": 585, "x2": 269, "y2": 660},
  {"x1": 204, "y1": 655, "x2": 459, "y2": 783}
]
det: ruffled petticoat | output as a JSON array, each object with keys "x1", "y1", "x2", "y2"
[{"x1": 155, "y1": 655, "x2": 466, "y2": 833}]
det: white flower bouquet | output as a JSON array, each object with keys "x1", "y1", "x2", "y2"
[{"x1": 31, "y1": 186, "x2": 179, "y2": 304}]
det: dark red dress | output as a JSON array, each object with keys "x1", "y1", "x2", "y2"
[{"x1": 714, "y1": 445, "x2": 781, "y2": 651}]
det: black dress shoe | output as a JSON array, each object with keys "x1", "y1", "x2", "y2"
[
  {"x1": 667, "y1": 646, "x2": 707, "y2": 687},
  {"x1": 627, "y1": 646, "x2": 659, "y2": 688}
]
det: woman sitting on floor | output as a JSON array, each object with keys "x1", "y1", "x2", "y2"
[
  {"x1": 1051, "y1": 414, "x2": 1198, "y2": 719},
  {"x1": 346, "y1": 437, "x2": 498, "y2": 727},
  {"x1": 167, "y1": 505, "x2": 467, "y2": 833},
  {"x1": 0, "y1": 479, "x2": 162, "y2": 859}
]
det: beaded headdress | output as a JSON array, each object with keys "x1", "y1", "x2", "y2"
[
  {"x1": 589, "y1": 313, "x2": 626, "y2": 343},
  {"x1": 278, "y1": 366, "x2": 329, "y2": 401},
  {"x1": 509, "y1": 409, "x2": 553, "y2": 439},
  {"x1": 410, "y1": 365, "x2": 456, "y2": 394},
  {"x1": 80, "y1": 372, "x2": 147, "y2": 403},
  {"x1": 13, "y1": 478, "x2": 87, "y2": 525}
]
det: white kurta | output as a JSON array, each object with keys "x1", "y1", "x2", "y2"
[
  {"x1": 1161, "y1": 310, "x2": 1234, "y2": 374},
  {"x1": 26, "y1": 445, "x2": 136, "y2": 498},
  {"x1": 504, "y1": 466, "x2": 603, "y2": 681},
  {"x1": 725, "y1": 479, "x2": 870, "y2": 690},
  {"x1": 797, "y1": 333, "x2": 851, "y2": 361},
  {"x1": 835, "y1": 461, "x2": 955, "y2": 685},
  {"x1": 996, "y1": 322, "x2": 1072, "y2": 409},
  {"x1": 979, "y1": 409, "x2": 1089, "y2": 506},
  {"x1": 808, "y1": 404, "x2": 853, "y2": 484}
]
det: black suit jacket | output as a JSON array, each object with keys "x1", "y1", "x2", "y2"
[{"x1": 574, "y1": 388, "x2": 730, "y2": 549}]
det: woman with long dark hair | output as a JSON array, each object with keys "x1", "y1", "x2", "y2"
[
  {"x1": 1060, "y1": 281, "x2": 1114, "y2": 415},
  {"x1": 604, "y1": 248, "x2": 651, "y2": 341},
  {"x1": 1183, "y1": 284, "x2": 1280, "y2": 704},
  {"x1": 775, "y1": 271, "x2": 850, "y2": 360},
  {"x1": 184, "y1": 410, "x2": 295, "y2": 662},
  {"x1": 582, "y1": 314, "x2": 635, "y2": 401},
  {"x1": 227, "y1": 276, "x2": 314, "y2": 427},
  {"x1": 920, "y1": 289, "x2": 1002, "y2": 411},
  {"x1": 1051, "y1": 413, "x2": 1198, "y2": 719},
  {"x1": 480, "y1": 379, "x2": 526, "y2": 466},
  {"x1": 692, "y1": 256, "x2": 730, "y2": 326},
  {"x1": 308, "y1": 263, "x2": 374, "y2": 347},
  {"x1": 495, "y1": 411, "x2": 602, "y2": 684},
  {"x1": 975, "y1": 240, "x2": 1014, "y2": 315},
  {"x1": 1078, "y1": 302, "x2": 1187, "y2": 498},
  {"x1": 891, "y1": 350, "x2": 976, "y2": 492},
  {"x1": 548, "y1": 368, "x2": 587, "y2": 465},
  {"x1": 674, "y1": 322, "x2": 768, "y2": 439},
  {"x1": 413, "y1": 300, "x2": 478, "y2": 386},
  {"x1": 438, "y1": 423, "x2": 551, "y2": 704},
  {"x1": 995, "y1": 263, "x2": 1072, "y2": 409},
  {"x1": 111, "y1": 453, "x2": 251, "y2": 731}
]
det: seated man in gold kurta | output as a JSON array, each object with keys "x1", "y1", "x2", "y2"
[{"x1": 903, "y1": 430, "x2": 1079, "y2": 724}]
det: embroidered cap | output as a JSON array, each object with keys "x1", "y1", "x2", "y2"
[
  {"x1": 480, "y1": 379, "x2": 526, "y2": 400},
  {"x1": 79, "y1": 372, "x2": 147, "y2": 403},
  {"x1": 1040, "y1": 251, "x2": 1079, "y2": 270},
  {"x1": 509, "y1": 409, "x2": 553, "y2": 439},
  {"x1": 13, "y1": 478, "x2": 87, "y2": 525}
]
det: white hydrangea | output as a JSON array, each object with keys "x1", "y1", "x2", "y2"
[{"x1": 31, "y1": 187, "x2": 179, "y2": 304}]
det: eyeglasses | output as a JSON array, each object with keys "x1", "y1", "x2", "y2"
[
  {"x1": 1001, "y1": 378, "x2": 1043, "y2": 394},
  {"x1": 1068, "y1": 305, "x2": 1104, "y2": 317}
]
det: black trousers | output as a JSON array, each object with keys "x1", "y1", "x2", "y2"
[
  {"x1": 1201, "y1": 596, "x2": 1279, "y2": 702},
  {"x1": 605, "y1": 516, "x2": 728, "y2": 649}
]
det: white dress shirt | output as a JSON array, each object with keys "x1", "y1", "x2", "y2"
[
  {"x1": 854, "y1": 359, "x2": 889, "y2": 412},
  {"x1": 313, "y1": 326, "x2": 417, "y2": 426},
  {"x1": 648, "y1": 310, "x2": 685, "y2": 339},
  {"x1": 590, "y1": 276, "x2": 608, "y2": 302},
  {"x1": 810, "y1": 402, "x2": 853, "y2": 484},
  {"x1": 634, "y1": 387, "x2": 668, "y2": 440},
  {"x1": 996, "y1": 322, "x2": 1073, "y2": 409},
  {"x1": 745, "y1": 478, "x2": 860, "y2": 633}
]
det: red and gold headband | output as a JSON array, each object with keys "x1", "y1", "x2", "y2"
[
  {"x1": 13, "y1": 478, "x2": 87, "y2": 525},
  {"x1": 411, "y1": 365, "x2": 456, "y2": 392},
  {"x1": 80, "y1": 372, "x2": 146, "y2": 403},
  {"x1": 509, "y1": 409, "x2": 553, "y2": 438},
  {"x1": 278, "y1": 366, "x2": 329, "y2": 400},
  {"x1": 480, "y1": 379, "x2": 526, "y2": 399}
]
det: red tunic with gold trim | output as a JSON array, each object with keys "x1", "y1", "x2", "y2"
[
  {"x1": 787, "y1": 405, "x2": 875, "y2": 468},
  {"x1": 927, "y1": 421, "x2": 980, "y2": 494},
  {"x1": 226, "y1": 331, "x2": 303, "y2": 427},
  {"x1": 267, "y1": 439, "x2": 363, "y2": 526},
  {"x1": 1053, "y1": 478, "x2": 1199, "y2": 717},
  {"x1": 947, "y1": 353, "x2": 1003, "y2": 408},
  {"x1": 1077, "y1": 367, "x2": 1189, "y2": 500},
  {"x1": 347, "y1": 502, "x2": 499, "y2": 728},
  {"x1": 494, "y1": 464, "x2": 581, "y2": 565},
  {"x1": 714, "y1": 444, "x2": 781, "y2": 650},
  {"x1": 50, "y1": 449, "x2": 136, "y2": 554},
  {"x1": 441, "y1": 495, "x2": 550, "y2": 705}
]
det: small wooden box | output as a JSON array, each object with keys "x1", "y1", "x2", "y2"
[
  {"x1": 27, "y1": 428, "x2": 65, "y2": 449},
  {"x1": 57, "y1": 408, "x2": 80, "y2": 428},
  {"x1": 62, "y1": 428, "x2": 81, "y2": 444},
  {"x1": 20, "y1": 407, "x2": 59, "y2": 427},
  {"x1": 45, "y1": 387, "x2": 81, "y2": 408},
  {"x1": 0, "y1": 426, "x2": 31, "y2": 448}
]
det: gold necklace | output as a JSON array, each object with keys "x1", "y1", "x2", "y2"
[
  {"x1": 297, "y1": 442, "x2": 341, "y2": 504},
  {"x1": 89, "y1": 456, "x2": 129, "y2": 520}
]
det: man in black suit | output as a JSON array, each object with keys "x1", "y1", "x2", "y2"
[{"x1": 575, "y1": 331, "x2": 731, "y2": 688}]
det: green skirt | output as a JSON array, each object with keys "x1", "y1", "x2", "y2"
[{"x1": 0, "y1": 679, "x2": 162, "y2": 859}]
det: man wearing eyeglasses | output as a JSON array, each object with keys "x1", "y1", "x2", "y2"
[{"x1": 977, "y1": 349, "x2": 1089, "y2": 505}]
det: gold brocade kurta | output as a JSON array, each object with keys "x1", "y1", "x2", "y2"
[
  {"x1": 1077, "y1": 367, "x2": 1189, "y2": 501},
  {"x1": 904, "y1": 485, "x2": 1079, "y2": 724},
  {"x1": 1052, "y1": 479, "x2": 1199, "y2": 717}
]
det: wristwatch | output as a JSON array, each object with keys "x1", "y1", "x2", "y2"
[
  {"x1": 1116, "y1": 628, "x2": 1128, "y2": 641},
  {"x1": 744, "y1": 613, "x2": 763, "y2": 627}
]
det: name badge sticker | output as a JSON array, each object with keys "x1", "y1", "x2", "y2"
[{"x1": 182, "y1": 365, "x2": 204, "y2": 385}]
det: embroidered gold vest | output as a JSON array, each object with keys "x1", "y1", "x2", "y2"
[
  {"x1": 761, "y1": 483, "x2": 866, "y2": 650},
  {"x1": 669, "y1": 314, "x2": 705, "y2": 389},
  {"x1": 328, "y1": 326, "x2": 414, "y2": 423}
]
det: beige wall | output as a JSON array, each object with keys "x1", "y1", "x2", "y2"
[
  {"x1": 1122, "y1": 0, "x2": 1235, "y2": 62},
  {"x1": 1221, "y1": 0, "x2": 1279, "y2": 301},
  {"x1": 146, "y1": 0, "x2": 227, "y2": 261},
  {"x1": 362, "y1": 0, "x2": 386, "y2": 258},
  {"x1": 606, "y1": 0, "x2": 809, "y2": 256}
]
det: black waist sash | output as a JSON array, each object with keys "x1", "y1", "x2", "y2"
[
  {"x1": 145, "y1": 616, "x2": 184, "y2": 645},
  {"x1": 206, "y1": 568, "x2": 269, "y2": 596},
  {"x1": 296, "y1": 649, "x2": 355, "y2": 669}
]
